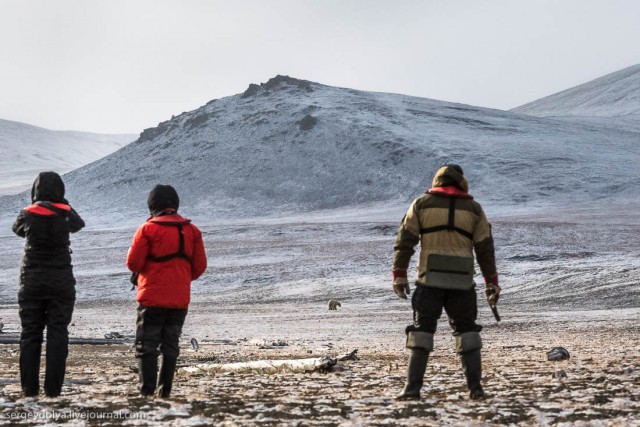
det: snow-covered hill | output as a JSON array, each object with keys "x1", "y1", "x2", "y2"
[
  {"x1": 0, "y1": 119, "x2": 134, "y2": 195},
  {"x1": 512, "y1": 64, "x2": 640, "y2": 131},
  {"x1": 1, "y1": 75, "x2": 639, "y2": 310},
  {"x1": 15, "y1": 75, "x2": 633, "y2": 226}
]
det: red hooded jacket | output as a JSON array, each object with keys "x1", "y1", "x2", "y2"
[{"x1": 126, "y1": 214, "x2": 207, "y2": 309}]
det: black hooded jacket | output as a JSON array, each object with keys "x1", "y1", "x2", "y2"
[{"x1": 13, "y1": 172, "x2": 85, "y2": 273}]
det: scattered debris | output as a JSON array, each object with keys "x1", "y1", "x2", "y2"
[
  {"x1": 553, "y1": 370, "x2": 568, "y2": 378},
  {"x1": 547, "y1": 347, "x2": 571, "y2": 361},
  {"x1": 338, "y1": 349, "x2": 359, "y2": 361},
  {"x1": 328, "y1": 299, "x2": 341, "y2": 310},
  {"x1": 190, "y1": 354, "x2": 217, "y2": 363},
  {"x1": 315, "y1": 356, "x2": 337, "y2": 373},
  {"x1": 104, "y1": 332, "x2": 124, "y2": 340},
  {"x1": 250, "y1": 339, "x2": 289, "y2": 349}
]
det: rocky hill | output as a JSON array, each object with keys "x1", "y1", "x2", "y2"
[{"x1": 3, "y1": 75, "x2": 640, "y2": 226}]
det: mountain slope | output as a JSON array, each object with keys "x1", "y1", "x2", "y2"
[
  {"x1": 1, "y1": 76, "x2": 639, "y2": 310},
  {"x1": 0, "y1": 119, "x2": 135, "y2": 195},
  {"x1": 3, "y1": 75, "x2": 640, "y2": 226},
  {"x1": 511, "y1": 64, "x2": 640, "y2": 131}
]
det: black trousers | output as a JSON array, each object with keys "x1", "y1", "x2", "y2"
[
  {"x1": 408, "y1": 283, "x2": 482, "y2": 335},
  {"x1": 135, "y1": 306, "x2": 187, "y2": 396},
  {"x1": 18, "y1": 293, "x2": 75, "y2": 396},
  {"x1": 135, "y1": 306, "x2": 188, "y2": 359}
]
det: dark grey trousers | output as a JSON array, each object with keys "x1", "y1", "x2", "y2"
[{"x1": 408, "y1": 283, "x2": 482, "y2": 336}]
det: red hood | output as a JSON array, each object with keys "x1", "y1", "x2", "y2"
[{"x1": 427, "y1": 186, "x2": 473, "y2": 199}]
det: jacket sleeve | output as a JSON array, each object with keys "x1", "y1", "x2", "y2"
[
  {"x1": 12, "y1": 210, "x2": 27, "y2": 238},
  {"x1": 473, "y1": 208, "x2": 497, "y2": 278},
  {"x1": 190, "y1": 226, "x2": 207, "y2": 280},
  {"x1": 68, "y1": 208, "x2": 85, "y2": 233},
  {"x1": 126, "y1": 225, "x2": 150, "y2": 273},
  {"x1": 393, "y1": 200, "x2": 421, "y2": 271}
]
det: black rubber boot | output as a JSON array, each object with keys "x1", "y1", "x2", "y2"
[
  {"x1": 460, "y1": 349, "x2": 485, "y2": 399},
  {"x1": 156, "y1": 356, "x2": 178, "y2": 398},
  {"x1": 396, "y1": 349, "x2": 429, "y2": 400},
  {"x1": 138, "y1": 356, "x2": 158, "y2": 396}
]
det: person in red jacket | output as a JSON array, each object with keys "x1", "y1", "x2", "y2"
[{"x1": 126, "y1": 185, "x2": 207, "y2": 397}]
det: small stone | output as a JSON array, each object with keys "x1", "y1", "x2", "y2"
[{"x1": 553, "y1": 370, "x2": 567, "y2": 378}]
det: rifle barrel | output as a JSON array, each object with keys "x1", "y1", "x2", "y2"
[{"x1": 491, "y1": 305, "x2": 501, "y2": 322}]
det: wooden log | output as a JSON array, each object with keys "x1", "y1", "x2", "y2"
[{"x1": 0, "y1": 335, "x2": 128, "y2": 345}]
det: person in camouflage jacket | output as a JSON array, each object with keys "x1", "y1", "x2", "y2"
[{"x1": 392, "y1": 164, "x2": 499, "y2": 400}]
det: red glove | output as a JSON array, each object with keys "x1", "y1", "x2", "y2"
[
  {"x1": 392, "y1": 269, "x2": 410, "y2": 300},
  {"x1": 484, "y1": 275, "x2": 500, "y2": 306}
]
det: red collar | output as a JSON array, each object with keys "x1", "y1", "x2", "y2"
[
  {"x1": 25, "y1": 202, "x2": 71, "y2": 216},
  {"x1": 427, "y1": 186, "x2": 473, "y2": 199},
  {"x1": 148, "y1": 214, "x2": 191, "y2": 224}
]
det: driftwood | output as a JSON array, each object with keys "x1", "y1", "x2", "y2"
[
  {"x1": 179, "y1": 349, "x2": 359, "y2": 376},
  {"x1": 0, "y1": 335, "x2": 129, "y2": 345},
  {"x1": 338, "y1": 349, "x2": 359, "y2": 361}
]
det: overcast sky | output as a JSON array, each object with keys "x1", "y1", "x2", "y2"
[{"x1": 1, "y1": 0, "x2": 639, "y2": 134}]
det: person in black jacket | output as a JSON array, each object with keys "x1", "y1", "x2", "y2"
[{"x1": 12, "y1": 172, "x2": 84, "y2": 397}]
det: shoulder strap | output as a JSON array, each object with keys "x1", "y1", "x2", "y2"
[
  {"x1": 420, "y1": 198, "x2": 473, "y2": 240},
  {"x1": 148, "y1": 223, "x2": 193, "y2": 263}
]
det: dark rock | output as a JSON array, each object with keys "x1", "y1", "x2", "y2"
[
  {"x1": 242, "y1": 84, "x2": 260, "y2": 98},
  {"x1": 240, "y1": 75, "x2": 315, "y2": 100},
  {"x1": 263, "y1": 75, "x2": 314, "y2": 92},
  {"x1": 297, "y1": 114, "x2": 318, "y2": 131},
  {"x1": 138, "y1": 121, "x2": 170, "y2": 143},
  {"x1": 185, "y1": 113, "x2": 210, "y2": 129},
  {"x1": 547, "y1": 347, "x2": 570, "y2": 361}
]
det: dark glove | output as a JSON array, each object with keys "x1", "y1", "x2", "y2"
[
  {"x1": 392, "y1": 269, "x2": 411, "y2": 300},
  {"x1": 484, "y1": 275, "x2": 500, "y2": 306}
]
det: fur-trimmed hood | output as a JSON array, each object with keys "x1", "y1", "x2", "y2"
[{"x1": 431, "y1": 164, "x2": 469, "y2": 192}]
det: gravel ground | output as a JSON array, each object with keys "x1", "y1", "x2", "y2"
[
  {"x1": 0, "y1": 303, "x2": 638, "y2": 426},
  {"x1": 0, "y1": 210, "x2": 638, "y2": 425}
]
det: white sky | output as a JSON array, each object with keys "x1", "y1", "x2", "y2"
[{"x1": 1, "y1": 0, "x2": 639, "y2": 134}]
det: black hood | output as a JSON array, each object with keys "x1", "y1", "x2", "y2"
[
  {"x1": 147, "y1": 185, "x2": 180, "y2": 214},
  {"x1": 31, "y1": 171, "x2": 66, "y2": 203}
]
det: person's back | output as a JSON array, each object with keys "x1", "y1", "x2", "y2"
[
  {"x1": 392, "y1": 164, "x2": 500, "y2": 401},
  {"x1": 12, "y1": 171, "x2": 84, "y2": 397},
  {"x1": 127, "y1": 211, "x2": 206, "y2": 309},
  {"x1": 126, "y1": 184, "x2": 207, "y2": 397}
]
